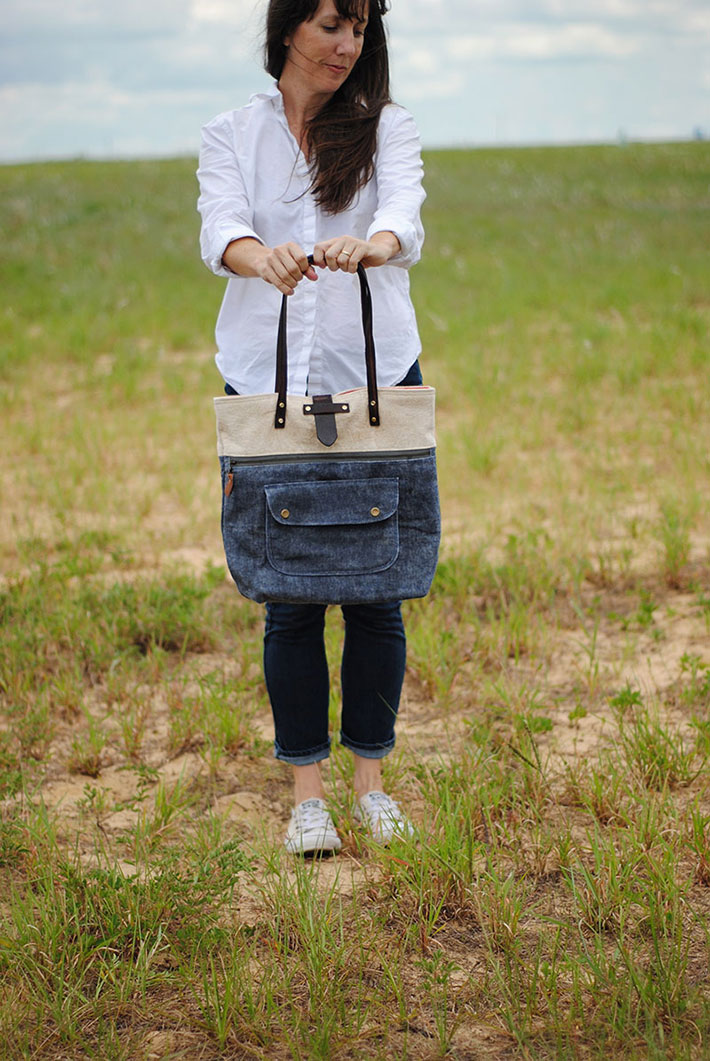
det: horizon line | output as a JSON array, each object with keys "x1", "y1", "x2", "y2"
[{"x1": 0, "y1": 131, "x2": 706, "y2": 168}]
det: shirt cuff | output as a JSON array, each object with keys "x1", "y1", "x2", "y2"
[
  {"x1": 204, "y1": 225, "x2": 263, "y2": 277},
  {"x1": 366, "y1": 218, "x2": 420, "y2": 268}
]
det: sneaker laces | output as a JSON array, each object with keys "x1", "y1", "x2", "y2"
[
  {"x1": 295, "y1": 798, "x2": 330, "y2": 831},
  {"x1": 356, "y1": 791, "x2": 413, "y2": 842},
  {"x1": 358, "y1": 791, "x2": 403, "y2": 824},
  {"x1": 363, "y1": 791, "x2": 399, "y2": 811}
]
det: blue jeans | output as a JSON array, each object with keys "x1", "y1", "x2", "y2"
[
  {"x1": 226, "y1": 360, "x2": 423, "y2": 764},
  {"x1": 264, "y1": 600, "x2": 406, "y2": 764}
]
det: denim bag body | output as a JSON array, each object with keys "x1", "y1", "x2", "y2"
[{"x1": 214, "y1": 262, "x2": 440, "y2": 604}]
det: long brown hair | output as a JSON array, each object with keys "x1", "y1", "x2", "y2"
[{"x1": 265, "y1": 0, "x2": 391, "y2": 214}]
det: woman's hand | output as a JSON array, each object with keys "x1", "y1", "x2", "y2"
[
  {"x1": 312, "y1": 232, "x2": 401, "y2": 274},
  {"x1": 222, "y1": 238, "x2": 317, "y2": 295},
  {"x1": 256, "y1": 242, "x2": 318, "y2": 294}
]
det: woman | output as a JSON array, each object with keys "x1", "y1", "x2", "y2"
[{"x1": 197, "y1": 0, "x2": 426, "y2": 855}]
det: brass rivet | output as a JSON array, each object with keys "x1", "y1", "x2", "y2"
[
  {"x1": 370, "y1": 507, "x2": 380, "y2": 517},
  {"x1": 370, "y1": 400, "x2": 376, "y2": 406},
  {"x1": 279, "y1": 402, "x2": 285, "y2": 408},
  {"x1": 281, "y1": 509, "x2": 290, "y2": 519},
  {"x1": 278, "y1": 417, "x2": 284, "y2": 424},
  {"x1": 305, "y1": 405, "x2": 312, "y2": 411},
  {"x1": 341, "y1": 405, "x2": 347, "y2": 410},
  {"x1": 371, "y1": 416, "x2": 377, "y2": 423}
]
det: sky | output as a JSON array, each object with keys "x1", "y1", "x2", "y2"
[{"x1": 1, "y1": 0, "x2": 708, "y2": 161}]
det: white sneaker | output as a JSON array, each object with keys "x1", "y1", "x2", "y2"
[
  {"x1": 284, "y1": 798, "x2": 342, "y2": 856},
  {"x1": 354, "y1": 791, "x2": 414, "y2": 844}
]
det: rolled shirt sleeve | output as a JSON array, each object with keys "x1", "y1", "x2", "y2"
[
  {"x1": 197, "y1": 114, "x2": 263, "y2": 278},
  {"x1": 366, "y1": 106, "x2": 426, "y2": 269}
]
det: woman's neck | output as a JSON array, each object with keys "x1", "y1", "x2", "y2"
[{"x1": 278, "y1": 74, "x2": 333, "y2": 155}]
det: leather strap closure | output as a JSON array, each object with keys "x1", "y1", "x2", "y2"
[
  {"x1": 303, "y1": 394, "x2": 351, "y2": 447},
  {"x1": 274, "y1": 256, "x2": 380, "y2": 430}
]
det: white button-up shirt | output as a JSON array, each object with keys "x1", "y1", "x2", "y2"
[{"x1": 197, "y1": 85, "x2": 425, "y2": 396}]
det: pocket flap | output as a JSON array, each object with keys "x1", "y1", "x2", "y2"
[{"x1": 264, "y1": 478, "x2": 399, "y2": 527}]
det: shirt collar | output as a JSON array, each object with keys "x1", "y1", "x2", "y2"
[{"x1": 249, "y1": 82, "x2": 284, "y2": 112}]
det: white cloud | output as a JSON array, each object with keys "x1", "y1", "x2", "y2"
[
  {"x1": 397, "y1": 68, "x2": 466, "y2": 101},
  {"x1": 446, "y1": 22, "x2": 639, "y2": 61},
  {"x1": 0, "y1": 78, "x2": 241, "y2": 159},
  {"x1": 534, "y1": 0, "x2": 645, "y2": 16},
  {"x1": 189, "y1": 0, "x2": 264, "y2": 29},
  {"x1": 2, "y1": 0, "x2": 193, "y2": 35},
  {"x1": 389, "y1": 0, "x2": 710, "y2": 36},
  {"x1": 682, "y1": 10, "x2": 710, "y2": 34},
  {"x1": 1, "y1": 0, "x2": 709, "y2": 158},
  {"x1": 405, "y1": 50, "x2": 440, "y2": 75}
]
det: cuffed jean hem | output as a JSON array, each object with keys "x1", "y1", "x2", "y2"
[
  {"x1": 339, "y1": 731, "x2": 395, "y2": 759},
  {"x1": 273, "y1": 738, "x2": 331, "y2": 766}
]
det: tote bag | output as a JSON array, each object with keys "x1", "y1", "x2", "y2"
[{"x1": 214, "y1": 261, "x2": 440, "y2": 604}]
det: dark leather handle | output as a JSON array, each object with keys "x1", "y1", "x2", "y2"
[{"x1": 274, "y1": 255, "x2": 380, "y2": 430}]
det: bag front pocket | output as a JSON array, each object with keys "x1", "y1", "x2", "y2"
[{"x1": 264, "y1": 478, "x2": 399, "y2": 577}]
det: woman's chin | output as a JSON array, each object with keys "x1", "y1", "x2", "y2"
[{"x1": 321, "y1": 66, "x2": 349, "y2": 86}]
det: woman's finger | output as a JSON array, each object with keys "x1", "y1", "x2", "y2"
[
  {"x1": 344, "y1": 243, "x2": 367, "y2": 272},
  {"x1": 264, "y1": 260, "x2": 299, "y2": 294},
  {"x1": 313, "y1": 236, "x2": 379, "y2": 275},
  {"x1": 320, "y1": 238, "x2": 362, "y2": 273},
  {"x1": 273, "y1": 244, "x2": 306, "y2": 284},
  {"x1": 324, "y1": 242, "x2": 346, "y2": 272},
  {"x1": 263, "y1": 243, "x2": 317, "y2": 293}
]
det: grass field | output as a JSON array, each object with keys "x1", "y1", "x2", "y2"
[{"x1": 1, "y1": 141, "x2": 709, "y2": 1059}]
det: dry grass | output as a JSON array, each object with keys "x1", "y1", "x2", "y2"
[{"x1": 1, "y1": 142, "x2": 709, "y2": 1058}]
